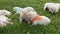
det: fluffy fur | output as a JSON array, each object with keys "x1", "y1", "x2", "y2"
[
  {"x1": 13, "y1": 7, "x2": 23, "y2": 14},
  {"x1": 0, "y1": 15, "x2": 12, "y2": 26},
  {"x1": 13, "y1": 7, "x2": 26, "y2": 22},
  {"x1": 44, "y1": 3, "x2": 54, "y2": 11},
  {"x1": 20, "y1": 7, "x2": 35, "y2": 22},
  {"x1": 0, "y1": 10, "x2": 11, "y2": 16},
  {"x1": 24, "y1": 7, "x2": 35, "y2": 12},
  {"x1": 44, "y1": 3, "x2": 60, "y2": 13},
  {"x1": 27, "y1": 12, "x2": 50, "y2": 26},
  {"x1": 13, "y1": 7, "x2": 36, "y2": 22},
  {"x1": 13, "y1": 7, "x2": 34, "y2": 22},
  {"x1": 19, "y1": 9, "x2": 28, "y2": 22}
]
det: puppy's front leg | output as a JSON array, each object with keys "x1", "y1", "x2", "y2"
[
  {"x1": 27, "y1": 18, "x2": 31, "y2": 24},
  {"x1": 28, "y1": 21, "x2": 30, "y2": 24},
  {"x1": 19, "y1": 15, "x2": 23, "y2": 23},
  {"x1": 44, "y1": 7, "x2": 46, "y2": 11},
  {"x1": 7, "y1": 18, "x2": 11, "y2": 21},
  {"x1": 6, "y1": 17, "x2": 11, "y2": 21}
]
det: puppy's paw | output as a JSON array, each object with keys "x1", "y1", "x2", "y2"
[
  {"x1": 28, "y1": 22, "x2": 30, "y2": 24},
  {"x1": 8, "y1": 19, "x2": 11, "y2": 21},
  {"x1": 20, "y1": 19, "x2": 22, "y2": 23}
]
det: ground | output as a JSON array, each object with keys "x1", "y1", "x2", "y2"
[{"x1": 0, "y1": 0, "x2": 60, "y2": 34}]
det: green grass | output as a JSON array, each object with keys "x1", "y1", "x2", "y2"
[{"x1": 0, "y1": 0, "x2": 60, "y2": 34}]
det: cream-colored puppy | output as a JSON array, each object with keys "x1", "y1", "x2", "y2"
[
  {"x1": 44, "y1": 3, "x2": 60, "y2": 13},
  {"x1": 19, "y1": 9, "x2": 28, "y2": 22},
  {"x1": 44, "y1": 3, "x2": 54, "y2": 11},
  {"x1": 21, "y1": 7, "x2": 35, "y2": 21},
  {"x1": 20, "y1": 7, "x2": 36, "y2": 22},
  {"x1": 13, "y1": 7, "x2": 35, "y2": 22},
  {"x1": 48, "y1": 4, "x2": 59, "y2": 13},
  {"x1": 0, "y1": 15, "x2": 12, "y2": 26},
  {"x1": 13, "y1": 7, "x2": 26, "y2": 22},
  {"x1": 0, "y1": 10, "x2": 11, "y2": 16},
  {"x1": 27, "y1": 12, "x2": 50, "y2": 26}
]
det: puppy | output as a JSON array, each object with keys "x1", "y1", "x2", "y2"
[
  {"x1": 13, "y1": 7, "x2": 26, "y2": 22},
  {"x1": 19, "y1": 7, "x2": 36, "y2": 22},
  {"x1": 0, "y1": 15, "x2": 12, "y2": 26},
  {"x1": 13, "y1": 7, "x2": 35, "y2": 22},
  {"x1": 27, "y1": 12, "x2": 50, "y2": 26},
  {"x1": 0, "y1": 10, "x2": 11, "y2": 16},
  {"x1": 44, "y1": 3, "x2": 60, "y2": 13},
  {"x1": 48, "y1": 4, "x2": 59, "y2": 13},
  {"x1": 19, "y1": 9, "x2": 28, "y2": 22}
]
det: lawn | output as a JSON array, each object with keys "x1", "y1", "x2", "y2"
[{"x1": 0, "y1": 0, "x2": 60, "y2": 34}]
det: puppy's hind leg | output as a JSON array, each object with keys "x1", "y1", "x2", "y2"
[
  {"x1": 54, "y1": 9, "x2": 59, "y2": 13},
  {"x1": 49, "y1": 9, "x2": 54, "y2": 13},
  {"x1": 44, "y1": 7, "x2": 46, "y2": 11},
  {"x1": 19, "y1": 15, "x2": 23, "y2": 23}
]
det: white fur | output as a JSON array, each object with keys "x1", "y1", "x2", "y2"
[
  {"x1": 0, "y1": 15, "x2": 12, "y2": 26},
  {"x1": 13, "y1": 7, "x2": 36, "y2": 22},
  {"x1": 13, "y1": 7, "x2": 26, "y2": 22},
  {"x1": 27, "y1": 12, "x2": 50, "y2": 26},
  {"x1": 24, "y1": 7, "x2": 34, "y2": 12},
  {"x1": 33, "y1": 16, "x2": 50, "y2": 26},
  {"x1": 0, "y1": 10, "x2": 11, "y2": 16},
  {"x1": 13, "y1": 7, "x2": 23, "y2": 14},
  {"x1": 44, "y1": 3, "x2": 60, "y2": 13},
  {"x1": 44, "y1": 3, "x2": 54, "y2": 11},
  {"x1": 20, "y1": 7, "x2": 35, "y2": 22},
  {"x1": 19, "y1": 9, "x2": 29, "y2": 22}
]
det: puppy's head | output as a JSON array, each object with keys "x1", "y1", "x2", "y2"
[
  {"x1": 4, "y1": 10, "x2": 11, "y2": 16},
  {"x1": 13, "y1": 7, "x2": 20, "y2": 11},
  {"x1": 0, "y1": 10, "x2": 11, "y2": 16},
  {"x1": 13, "y1": 7, "x2": 23, "y2": 14}
]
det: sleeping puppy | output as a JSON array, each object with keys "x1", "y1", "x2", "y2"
[
  {"x1": 0, "y1": 10, "x2": 11, "y2": 16},
  {"x1": 0, "y1": 15, "x2": 12, "y2": 26},
  {"x1": 27, "y1": 12, "x2": 50, "y2": 26}
]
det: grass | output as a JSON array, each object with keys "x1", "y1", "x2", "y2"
[{"x1": 0, "y1": 0, "x2": 60, "y2": 34}]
